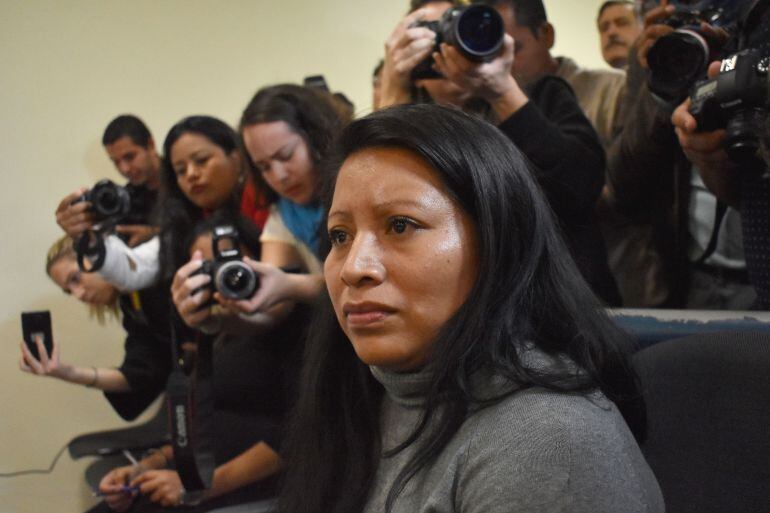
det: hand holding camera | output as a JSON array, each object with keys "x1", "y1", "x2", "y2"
[
  {"x1": 432, "y1": 33, "x2": 527, "y2": 118},
  {"x1": 380, "y1": 4, "x2": 506, "y2": 109},
  {"x1": 409, "y1": 4, "x2": 505, "y2": 81},
  {"x1": 56, "y1": 187, "x2": 95, "y2": 239},
  {"x1": 381, "y1": 8, "x2": 438, "y2": 108},
  {"x1": 172, "y1": 251, "x2": 216, "y2": 329},
  {"x1": 671, "y1": 60, "x2": 739, "y2": 207},
  {"x1": 173, "y1": 225, "x2": 260, "y2": 330},
  {"x1": 214, "y1": 256, "x2": 297, "y2": 316},
  {"x1": 637, "y1": 0, "x2": 676, "y2": 70}
]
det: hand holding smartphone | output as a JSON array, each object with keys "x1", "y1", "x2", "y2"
[{"x1": 21, "y1": 311, "x2": 53, "y2": 360}]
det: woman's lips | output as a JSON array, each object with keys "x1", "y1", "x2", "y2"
[
  {"x1": 283, "y1": 185, "x2": 301, "y2": 198},
  {"x1": 190, "y1": 184, "x2": 206, "y2": 195},
  {"x1": 343, "y1": 302, "x2": 396, "y2": 327}
]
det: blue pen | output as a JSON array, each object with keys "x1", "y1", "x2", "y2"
[
  {"x1": 93, "y1": 450, "x2": 143, "y2": 497},
  {"x1": 92, "y1": 485, "x2": 140, "y2": 497}
]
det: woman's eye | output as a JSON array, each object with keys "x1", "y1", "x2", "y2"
[
  {"x1": 194, "y1": 156, "x2": 209, "y2": 166},
  {"x1": 328, "y1": 229, "x2": 349, "y2": 246},
  {"x1": 388, "y1": 217, "x2": 417, "y2": 235},
  {"x1": 278, "y1": 150, "x2": 293, "y2": 162}
]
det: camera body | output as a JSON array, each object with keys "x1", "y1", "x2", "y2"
[
  {"x1": 73, "y1": 179, "x2": 131, "y2": 224},
  {"x1": 194, "y1": 225, "x2": 259, "y2": 300},
  {"x1": 689, "y1": 49, "x2": 770, "y2": 164},
  {"x1": 647, "y1": 6, "x2": 728, "y2": 104},
  {"x1": 411, "y1": 4, "x2": 505, "y2": 80}
]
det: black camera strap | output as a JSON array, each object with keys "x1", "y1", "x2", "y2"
[
  {"x1": 75, "y1": 230, "x2": 107, "y2": 273},
  {"x1": 693, "y1": 201, "x2": 728, "y2": 266},
  {"x1": 166, "y1": 312, "x2": 216, "y2": 492}
]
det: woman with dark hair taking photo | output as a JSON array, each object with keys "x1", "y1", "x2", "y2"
[
  {"x1": 95, "y1": 115, "x2": 281, "y2": 332},
  {"x1": 93, "y1": 211, "x2": 303, "y2": 513},
  {"x1": 217, "y1": 84, "x2": 346, "y2": 315},
  {"x1": 80, "y1": 115, "x2": 270, "y2": 294},
  {"x1": 279, "y1": 104, "x2": 663, "y2": 513}
]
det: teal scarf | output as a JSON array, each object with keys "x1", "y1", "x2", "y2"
[{"x1": 277, "y1": 198, "x2": 323, "y2": 257}]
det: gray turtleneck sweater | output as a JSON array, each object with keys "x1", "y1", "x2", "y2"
[{"x1": 362, "y1": 366, "x2": 664, "y2": 513}]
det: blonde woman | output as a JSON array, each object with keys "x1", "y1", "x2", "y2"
[{"x1": 19, "y1": 236, "x2": 172, "y2": 420}]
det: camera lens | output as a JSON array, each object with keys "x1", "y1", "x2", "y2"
[
  {"x1": 216, "y1": 261, "x2": 258, "y2": 300},
  {"x1": 648, "y1": 29, "x2": 711, "y2": 103},
  {"x1": 725, "y1": 108, "x2": 765, "y2": 164},
  {"x1": 94, "y1": 188, "x2": 120, "y2": 215},
  {"x1": 448, "y1": 5, "x2": 504, "y2": 61}
]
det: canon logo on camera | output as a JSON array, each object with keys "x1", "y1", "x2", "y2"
[{"x1": 175, "y1": 404, "x2": 188, "y2": 447}]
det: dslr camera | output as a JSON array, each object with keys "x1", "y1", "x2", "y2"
[
  {"x1": 689, "y1": 48, "x2": 770, "y2": 164},
  {"x1": 194, "y1": 225, "x2": 259, "y2": 300},
  {"x1": 72, "y1": 179, "x2": 131, "y2": 224},
  {"x1": 411, "y1": 4, "x2": 505, "y2": 80},
  {"x1": 647, "y1": 5, "x2": 729, "y2": 104}
]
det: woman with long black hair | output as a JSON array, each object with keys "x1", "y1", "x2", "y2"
[
  {"x1": 279, "y1": 104, "x2": 663, "y2": 513},
  {"x1": 94, "y1": 210, "x2": 305, "y2": 513}
]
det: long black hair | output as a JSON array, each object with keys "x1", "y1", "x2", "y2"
[
  {"x1": 239, "y1": 84, "x2": 345, "y2": 204},
  {"x1": 279, "y1": 104, "x2": 644, "y2": 513},
  {"x1": 157, "y1": 115, "x2": 243, "y2": 283}
]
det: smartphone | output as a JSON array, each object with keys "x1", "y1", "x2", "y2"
[{"x1": 21, "y1": 311, "x2": 53, "y2": 360}]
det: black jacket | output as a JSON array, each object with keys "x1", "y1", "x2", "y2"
[{"x1": 498, "y1": 75, "x2": 621, "y2": 306}]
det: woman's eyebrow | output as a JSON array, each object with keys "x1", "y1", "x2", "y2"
[
  {"x1": 189, "y1": 150, "x2": 209, "y2": 159},
  {"x1": 372, "y1": 198, "x2": 435, "y2": 214},
  {"x1": 327, "y1": 209, "x2": 352, "y2": 222},
  {"x1": 271, "y1": 140, "x2": 297, "y2": 158}
]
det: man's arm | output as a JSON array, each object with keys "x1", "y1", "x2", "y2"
[{"x1": 435, "y1": 37, "x2": 604, "y2": 218}]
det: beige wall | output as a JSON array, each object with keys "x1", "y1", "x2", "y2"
[{"x1": 0, "y1": 1, "x2": 608, "y2": 510}]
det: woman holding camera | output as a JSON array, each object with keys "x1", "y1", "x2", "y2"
[
  {"x1": 78, "y1": 115, "x2": 269, "y2": 296},
  {"x1": 278, "y1": 104, "x2": 663, "y2": 513},
  {"x1": 196, "y1": 84, "x2": 347, "y2": 318},
  {"x1": 93, "y1": 212, "x2": 305, "y2": 513}
]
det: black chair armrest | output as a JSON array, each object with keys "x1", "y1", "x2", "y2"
[{"x1": 68, "y1": 399, "x2": 169, "y2": 459}]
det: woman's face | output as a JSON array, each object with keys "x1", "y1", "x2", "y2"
[
  {"x1": 48, "y1": 256, "x2": 117, "y2": 306},
  {"x1": 241, "y1": 121, "x2": 318, "y2": 205},
  {"x1": 170, "y1": 133, "x2": 241, "y2": 211},
  {"x1": 325, "y1": 147, "x2": 478, "y2": 371}
]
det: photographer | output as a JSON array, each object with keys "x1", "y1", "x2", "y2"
[
  {"x1": 56, "y1": 115, "x2": 161, "y2": 248},
  {"x1": 48, "y1": 115, "x2": 176, "y2": 419},
  {"x1": 19, "y1": 236, "x2": 172, "y2": 421},
  {"x1": 670, "y1": 1, "x2": 770, "y2": 308},
  {"x1": 379, "y1": 0, "x2": 621, "y2": 305},
  {"x1": 90, "y1": 213, "x2": 304, "y2": 513},
  {"x1": 605, "y1": 0, "x2": 758, "y2": 309}
]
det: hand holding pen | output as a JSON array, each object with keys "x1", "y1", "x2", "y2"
[{"x1": 94, "y1": 450, "x2": 145, "y2": 512}]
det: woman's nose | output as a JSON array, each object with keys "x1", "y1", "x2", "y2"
[
  {"x1": 186, "y1": 162, "x2": 201, "y2": 181},
  {"x1": 72, "y1": 285, "x2": 87, "y2": 301},
  {"x1": 340, "y1": 233, "x2": 386, "y2": 287},
  {"x1": 271, "y1": 162, "x2": 289, "y2": 183}
]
